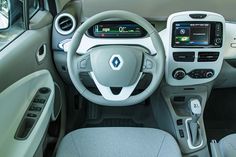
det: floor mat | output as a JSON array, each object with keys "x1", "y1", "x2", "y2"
[
  {"x1": 82, "y1": 101, "x2": 158, "y2": 128},
  {"x1": 204, "y1": 88, "x2": 236, "y2": 142}
]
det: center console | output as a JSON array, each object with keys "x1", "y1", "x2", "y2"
[
  {"x1": 164, "y1": 11, "x2": 225, "y2": 86},
  {"x1": 156, "y1": 11, "x2": 226, "y2": 156}
]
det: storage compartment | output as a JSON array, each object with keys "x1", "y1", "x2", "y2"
[
  {"x1": 170, "y1": 95, "x2": 202, "y2": 116},
  {"x1": 15, "y1": 118, "x2": 36, "y2": 139}
]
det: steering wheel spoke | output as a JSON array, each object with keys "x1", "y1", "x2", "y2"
[
  {"x1": 90, "y1": 72, "x2": 143, "y2": 101},
  {"x1": 74, "y1": 53, "x2": 92, "y2": 73}
]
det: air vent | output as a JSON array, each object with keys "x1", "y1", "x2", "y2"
[
  {"x1": 55, "y1": 13, "x2": 76, "y2": 35},
  {"x1": 198, "y1": 52, "x2": 219, "y2": 62},
  {"x1": 173, "y1": 52, "x2": 195, "y2": 62}
]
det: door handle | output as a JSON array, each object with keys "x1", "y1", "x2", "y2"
[{"x1": 36, "y1": 44, "x2": 47, "y2": 64}]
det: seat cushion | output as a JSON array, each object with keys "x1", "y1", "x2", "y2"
[
  {"x1": 56, "y1": 127, "x2": 181, "y2": 157},
  {"x1": 219, "y1": 134, "x2": 236, "y2": 157}
]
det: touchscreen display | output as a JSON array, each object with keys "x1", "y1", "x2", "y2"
[{"x1": 173, "y1": 23, "x2": 211, "y2": 47}]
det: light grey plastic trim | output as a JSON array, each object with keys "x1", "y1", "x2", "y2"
[
  {"x1": 51, "y1": 82, "x2": 62, "y2": 121},
  {"x1": 55, "y1": 13, "x2": 76, "y2": 35},
  {"x1": 224, "y1": 22, "x2": 236, "y2": 59},
  {"x1": 81, "y1": 0, "x2": 236, "y2": 21},
  {"x1": 29, "y1": 11, "x2": 53, "y2": 30},
  {"x1": 185, "y1": 118, "x2": 204, "y2": 149}
]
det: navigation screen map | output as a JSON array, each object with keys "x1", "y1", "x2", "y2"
[{"x1": 173, "y1": 23, "x2": 211, "y2": 47}]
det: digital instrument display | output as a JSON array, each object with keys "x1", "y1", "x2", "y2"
[
  {"x1": 88, "y1": 21, "x2": 146, "y2": 38},
  {"x1": 173, "y1": 22, "x2": 211, "y2": 47}
]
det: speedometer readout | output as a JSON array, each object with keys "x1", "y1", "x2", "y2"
[{"x1": 91, "y1": 21, "x2": 146, "y2": 38}]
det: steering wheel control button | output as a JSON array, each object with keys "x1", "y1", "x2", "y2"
[
  {"x1": 173, "y1": 69, "x2": 186, "y2": 80},
  {"x1": 146, "y1": 59, "x2": 153, "y2": 69},
  {"x1": 80, "y1": 59, "x2": 87, "y2": 69},
  {"x1": 109, "y1": 54, "x2": 123, "y2": 70}
]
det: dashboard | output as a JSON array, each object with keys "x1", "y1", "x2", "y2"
[{"x1": 52, "y1": 9, "x2": 236, "y2": 87}]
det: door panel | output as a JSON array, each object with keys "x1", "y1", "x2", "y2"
[
  {"x1": 0, "y1": 70, "x2": 54, "y2": 157},
  {"x1": 0, "y1": 24, "x2": 52, "y2": 92},
  {"x1": 0, "y1": 9, "x2": 65, "y2": 157}
]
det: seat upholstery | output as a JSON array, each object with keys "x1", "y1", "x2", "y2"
[
  {"x1": 56, "y1": 127, "x2": 181, "y2": 157},
  {"x1": 219, "y1": 134, "x2": 236, "y2": 157}
]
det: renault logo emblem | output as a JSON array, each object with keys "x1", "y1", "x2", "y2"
[{"x1": 109, "y1": 54, "x2": 123, "y2": 70}]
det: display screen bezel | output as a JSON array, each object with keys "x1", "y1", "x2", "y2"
[
  {"x1": 87, "y1": 21, "x2": 147, "y2": 38},
  {"x1": 172, "y1": 21, "x2": 222, "y2": 48}
]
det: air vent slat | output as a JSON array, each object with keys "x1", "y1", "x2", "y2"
[
  {"x1": 61, "y1": 23, "x2": 73, "y2": 31},
  {"x1": 59, "y1": 19, "x2": 72, "y2": 25},
  {"x1": 198, "y1": 52, "x2": 219, "y2": 62}
]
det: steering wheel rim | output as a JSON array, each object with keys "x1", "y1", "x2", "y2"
[{"x1": 67, "y1": 10, "x2": 165, "y2": 106}]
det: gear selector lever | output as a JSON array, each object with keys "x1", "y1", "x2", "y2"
[
  {"x1": 188, "y1": 99, "x2": 203, "y2": 147},
  {"x1": 189, "y1": 99, "x2": 202, "y2": 122}
]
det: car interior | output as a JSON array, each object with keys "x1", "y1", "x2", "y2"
[{"x1": 1, "y1": 0, "x2": 236, "y2": 157}]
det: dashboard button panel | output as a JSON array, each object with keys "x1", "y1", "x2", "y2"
[{"x1": 189, "y1": 69, "x2": 214, "y2": 79}]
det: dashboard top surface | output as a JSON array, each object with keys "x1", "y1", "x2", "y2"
[{"x1": 82, "y1": 0, "x2": 236, "y2": 21}]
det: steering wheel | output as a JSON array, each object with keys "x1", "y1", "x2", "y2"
[{"x1": 67, "y1": 10, "x2": 165, "y2": 106}]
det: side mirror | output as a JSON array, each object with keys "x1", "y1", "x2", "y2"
[{"x1": 0, "y1": 0, "x2": 10, "y2": 30}]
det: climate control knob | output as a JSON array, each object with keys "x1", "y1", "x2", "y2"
[{"x1": 173, "y1": 69, "x2": 186, "y2": 80}]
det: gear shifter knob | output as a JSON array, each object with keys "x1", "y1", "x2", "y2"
[
  {"x1": 189, "y1": 99, "x2": 202, "y2": 123},
  {"x1": 187, "y1": 98, "x2": 203, "y2": 147}
]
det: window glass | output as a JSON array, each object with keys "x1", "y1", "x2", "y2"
[
  {"x1": 0, "y1": 0, "x2": 9, "y2": 29},
  {"x1": 29, "y1": 0, "x2": 39, "y2": 18},
  {"x1": 0, "y1": 0, "x2": 40, "y2": 50}
]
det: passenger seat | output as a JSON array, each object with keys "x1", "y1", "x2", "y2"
[{"x1": 219, "y1": 134, "x2": 236, "y2": 157}]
